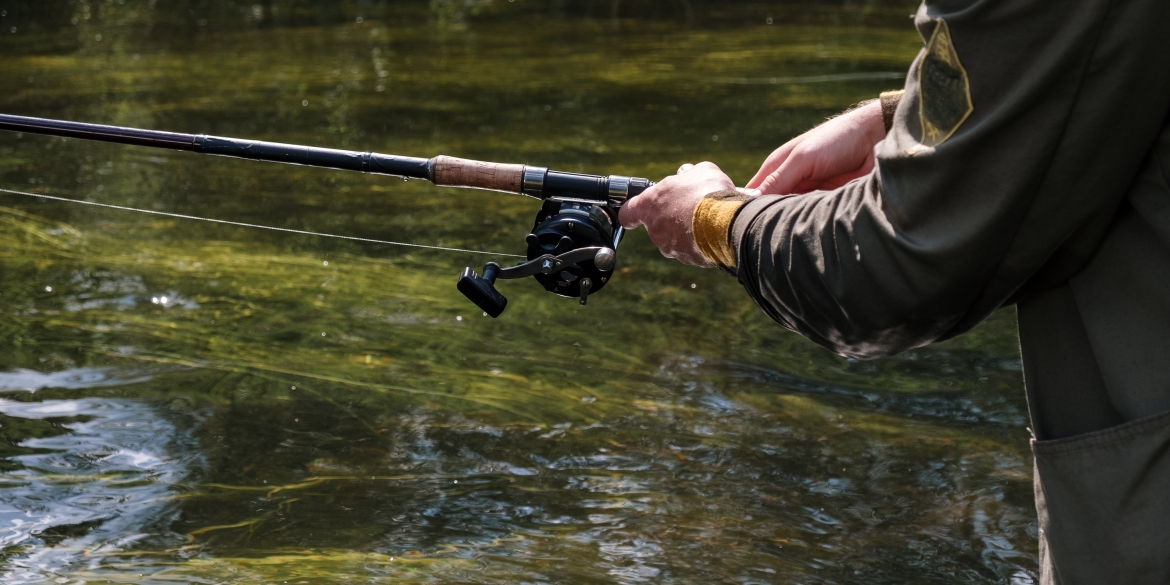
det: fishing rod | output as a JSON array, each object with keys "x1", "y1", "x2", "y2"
[{"x1": 0, "y1": 113, "x2": 656, "y2": 318}]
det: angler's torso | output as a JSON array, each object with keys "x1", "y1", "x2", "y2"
[
  {"x1": 1061, "y1": 122, "x2": 1170, "y2": 421},
  {"x1": 1013, "y1": 56, "x2": 1170, "y2": 436},
  {"x1": 1015, "y1": 77, "x2": 1170, "y2": 585},
  {"x1": 998, "y1": 0, "x2": 1170, "y2": 427}
]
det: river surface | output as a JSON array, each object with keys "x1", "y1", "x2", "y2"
[{"x1": 0, "y1": 1, "x2": 1038, "y2": 583}]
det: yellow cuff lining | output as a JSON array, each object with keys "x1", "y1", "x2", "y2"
[
  {"x1": 692, "y1": 190, "x2": 750, "y2": 268},
  {"x1": 880, "y1": 89, "x2": 904, "y2": 134}
]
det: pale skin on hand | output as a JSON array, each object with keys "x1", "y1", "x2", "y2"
[
  {"x1": 619, "y1": 161, "x2": 734, "y2": 267},
  {"x1": 746, "y1": 99, "x2": 886, "y2": 195},
  {"x1": 619, "y1": 100, "x2": 887, "y2": 267}
]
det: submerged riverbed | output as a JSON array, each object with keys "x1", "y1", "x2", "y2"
[{"x1": 0, "y1": 1, "x2": 1037, "y2": 582}]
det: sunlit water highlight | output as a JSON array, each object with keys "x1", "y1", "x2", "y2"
[{"x1": 0, "y1": 392, "x2": 199, "y2": 583}]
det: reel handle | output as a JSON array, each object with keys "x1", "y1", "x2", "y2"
[{"x1": 457, "y1": 262, "x2": 508, "y2": 318}]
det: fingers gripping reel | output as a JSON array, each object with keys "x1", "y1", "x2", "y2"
[{"x1": 457, "y1": 201, "x2": 622, "y2": 317}]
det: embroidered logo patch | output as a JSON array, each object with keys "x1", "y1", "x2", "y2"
[{"x1": 917, "y1": 20, "x2": 972, "y2": 147}]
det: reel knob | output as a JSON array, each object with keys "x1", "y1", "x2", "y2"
[
  {"x1": 457, "y1": 262, "x2": 508, "y2": 318},
  {"x1": 593, "y1": 248, "x2": 616, "y2": 271},
  {"x1": 579, "y1": 278, "x2": 593, "y2": 305}
]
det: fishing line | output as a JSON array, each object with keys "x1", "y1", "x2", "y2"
[{"x1": 0, "y1": 187, "x2": 525, "y2": 258}]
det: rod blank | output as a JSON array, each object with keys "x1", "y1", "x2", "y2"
[
  {"x1": 0, "y1": 113, "x2": 431, "y2": 180},
  {"x1": 193, "y1": 135, "x2": 429, "y2": 178},
  {"x1": 0, "y1": 113, "x2": 197, "y2": 150},
  {"x1": 0, "y1": 113, "x2": 651, "y2": 205}
]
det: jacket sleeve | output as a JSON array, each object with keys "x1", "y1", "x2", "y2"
[{"x1": 731, "y1": 0, "x2": 1170, "y2": 359}]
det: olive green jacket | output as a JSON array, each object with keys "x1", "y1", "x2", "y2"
[{"x1": 729, "y1": 0, "x2": 1170, "y2": 582}]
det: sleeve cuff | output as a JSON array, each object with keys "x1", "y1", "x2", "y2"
[
  {"x1": 692, "y1": 190, "x2": 751, "y2": 269},
  {"x1": 880, "y1": 89, "x2": 904, "y2": 133}
]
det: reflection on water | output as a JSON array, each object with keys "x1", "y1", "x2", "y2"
[
  {"x1": 0, "y1": 368, "x2": 153, "y2": 392},
  {"x1": 0, "y1": 358, "x2": 1034, "y2": 583},
  {"x1": 0, "y1": 393, "x2": 199, "y2": 583},
  {"x1": 0, "y1": 1, "x2": 1037, "y2": 582}
]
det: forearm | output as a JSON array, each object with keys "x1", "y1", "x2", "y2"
[
  {"x1": 722, "y1": 75, "x2": 978, "y2": 358},
  {"x1": 746, "y1": 99, "x2": 890, "y2": 195},
  {"x1": 729, "y1": 181, "x2": 968, "y2": 358},
  {"x1": 694, "y1": 91, "x2": 902, "y2": 276},
  {"x1": 711, "y1": 0, "x2": 1146, "y2": 358}
]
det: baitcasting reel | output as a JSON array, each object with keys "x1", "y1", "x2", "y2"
[{"x1": 458, "y1": 200, "x2": 624, "y2": 317}]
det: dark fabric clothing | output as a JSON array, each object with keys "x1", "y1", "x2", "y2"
[
  {"x1": 1017, "y1": 284, "x2": 1122, "y2": 440},
  {"x1": 1032, "y1": 412, "x2": 1170, "y2": 584},
  {"x1": 1022, "y1": 148, "x2": 1170, "y2": 582},
  {"x1": 729, "y1": 0, "x2": 1170, "y2": 581},
  {"x1": 732, "y1": 0, "x2": 1170, "y2": 360}
]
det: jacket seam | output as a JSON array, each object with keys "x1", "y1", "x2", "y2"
[{"x1": 1031, "y1": 409, "x2": 1170, "y2": 455}]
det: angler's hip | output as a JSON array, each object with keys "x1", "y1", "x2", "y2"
[{"x1": 1030, "y1": 408, "x2": 1170, "y2": 585}]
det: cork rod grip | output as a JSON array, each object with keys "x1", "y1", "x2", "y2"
[{"x1": 430, "y1": 155, "x2": 524, "y2": 193}]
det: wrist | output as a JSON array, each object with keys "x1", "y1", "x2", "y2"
[
  {"x1": 879, "y1": 89, "x2": 904, "y2": 133},
  {"x1": 853, "y1": 99, "x2": 888, "y2": 143},
  {"x1": 692, "y1": 190, "x2": 752, "y2": 269}
]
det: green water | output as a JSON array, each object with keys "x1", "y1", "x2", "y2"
[{"x1": 0, "y1": 1, "x2": 1037, "y2": 583}]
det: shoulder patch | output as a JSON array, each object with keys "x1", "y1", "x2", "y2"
[{"x1": 917, "y1": 20, "x2": 972, "y2": 147}]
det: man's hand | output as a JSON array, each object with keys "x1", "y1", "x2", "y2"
[
  {"x1": 619, "y1": 162, "x2": 735, "y2": 267},
  {"x1": 619, "y1": 100, "x2": 886, "y2": 266},
  {"x1": 746, "y1": 99, "x2": 887, "y2": 195}
]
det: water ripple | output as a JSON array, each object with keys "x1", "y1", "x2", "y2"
[{"x1": 0, "y1": 397, "x2": 200, "y2": 583}]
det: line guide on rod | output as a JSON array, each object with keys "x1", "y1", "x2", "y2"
[{"x1": 0, "y1": 113, "x2": 656, "y2": 317}]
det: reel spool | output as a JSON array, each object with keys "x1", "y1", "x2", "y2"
[{"x1": 457, "y1": 200, "x2": 622, "y2": 318}]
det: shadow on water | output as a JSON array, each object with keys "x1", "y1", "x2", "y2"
[{"x1": 0, "y1": 1, "x2": 1038, "y2": 583}]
